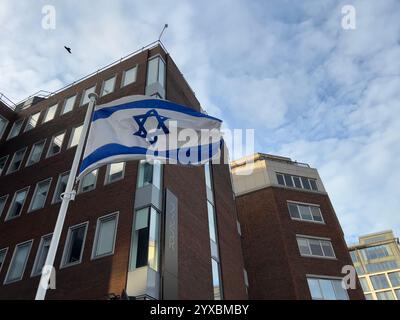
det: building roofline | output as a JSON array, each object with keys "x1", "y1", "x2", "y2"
[{"x1": 230, "y1": 152, "x2": 311, "y2": 169}]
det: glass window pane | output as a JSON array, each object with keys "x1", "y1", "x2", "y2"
[
  {"x1": 33, "y1": 236, "x2": 52, "y2": 275},
  {"x1": 284, "y1": 174, "x2": 294, "y2": 187},
  {"x1": 27, "y1": 140, "x2": 45, "y2": 166},
  {"x1": 43, "y1": 104, "x2": 57, "y2": 123},
  {"x1": 147, "y1": 58, "x2": 158, "y2": 85},
  {"x1": 276, "y1": 173, "x2": 285, "y2": 186},
  {"x1": 8, "y1": 119, "x2": 24, "y2": 139},
  {"x1": 288, "y1": 203, "x2": 300, "y2": 219},
  {"x1": 204, "y1": 163, "x2": 213, "y2": 189},
  {"x1": 101, "y1": 77, "x2": 116, "y2": 96},
  {"x1": 65, "y1": 225, "x2": 86, "y2": 265},
  {"x1": 364, "y1": 293, "x2": 373, "y2": 300},
  {"x1": 8, "y1": 148, "x2": 26, "y2": 173},
  {"x1": 359, "y1": 278, "x2": 369, "y2": 292},
  {"x1": 211, "y1": 258, "x2": 222, "y2": 300},
  {"x1": 25, "y1": 112, "x2": 40, "y2": 131},
  {"x1": 0, "y1": 195, "x2": 7, "y2": 217},
  {"x1": 309, "y1": 179, "x2": 318, "y2": 191},
  {"x1": 122, "y1": 66, "x2": 137, "y2": 86},
  {"x1": 388, "y1": 271, "x2": 400, "y2": 287},
  {"x1": 301, "y1": 177, "x2": 311, "y2": 190},
  {"x1": 62, "y1": 95, "x2": 76, "y2": 114},
  {"x1": 297, "y1": 238, "x2": 311, "y2": 255},
  {"x1": 8, "y1": 189, "x2": 28, "y2": 219},
  {"x1": 321, "y1": 241, "x2": 335, "y2": 257},
  {"x1": 309, "y1": 239, "x2": 324, "y2": 256},
  {"x1": 310, "y1": 206, "x2": 323, "y2": 222},
  {"x1": 299, "y1": 205, "x2": 312, "y2": 220},
  {"x1": 376, "y1": 291, "x2": 395, "y2": 300},
  {"x1": 319, "y1": 279, "x2": 336, "y2": 300},
  {"x1": 95, "y1": 215, "x2": 117, "y2": 257},
  {"x1": 370, "y1": 274, "x2": 390, "y2": 290},
  {"x1": 307, "y1": 278, "x2": 322, "y2": 299},
  {"x1": 53, "y1": 172, "x2": 69, "y2": 203},
  {"x1": 6, "y1": 242, "x2": 31, "y2": 282},
  {"x1": 293, "y1": 176, "x2": 302, "y2": 188},
  {"x1": 332, "y1": 280, "x2": 348, "y2": 300},
  {"x1": 148, "y1": 208, "x2": 159, "y2": 271},
  {"x1": 30, "y1": 179, "x2": 51, "y2": 211},
  {"x1": 135, "y1": 208, "x2": 149, "y2": 230},
  {"x1": 107, "y1": 162, "x2": 124, "y2": 183},
  {"x1": 137, "y1": 161, "x2": 153, "y2": 187},
  {"x1": 81, "y1": 86, "x2": 96, "y2": 105},
  {"x1": 395, "y1": 289, "x2": 400, "y2": 300},
  {"x1": 0, "y1": 116, "x2": 8, "y2": 139},
  {"x1": 207, "y1": 201, "x2": 217, "y2": 242},
  {"x1": 158, "y1": 58, "x2": 165, "y2": 87},
  {"x1": 0, "y1": 156, "x2": 8, "y2": 174},
  {"x1": 81, "y1": 169, "x2": 97, "y2": 192},
  {"x1": 0, "y1": 249, "x2": 7, "y2": 271},
  {"x1": 47, "y1": 133, "x2": 65, "y2": 157},
  {"x1": 69, "y1": 125, "x2": 83, "y2": 148}
]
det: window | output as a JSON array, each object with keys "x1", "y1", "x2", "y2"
[
  {"x1": 307, "y1": 277, "x2": 349, "y2": 300},
  {"x1": 276, "y1": 173, "x2": 318, "y2": 191},
  {"x1": 101, "y1": 76, "x2": 116, "y2": 96},
  {"x1": 207, "y1": 201, "x2": 217, "y2": 242},
  {"x1": 68, "y1": 124, "x2": 83, "y2": 148},
  {"x1": 365, "y1": 260, "x2": 399, "y2": 273},
  {"x1": 361, "y1": 244, "x2": 393, "y2": 260},
  {"x1": 137, "y1": 160, "x2": 162, "y2": 189},
  {"x1": 79, "y1": 169, "x2": 98, "y2": 193},
  {"x1": 395, "y1": 289, "x2": 400, "y2": 300},
  {"x1": 376, "y1": 291, "x2": 395, "y2": 300},
  {"x1": 61, "y1": 222, "x2": 88, "y2": 267},
  {"x1": 61, "y1": 95, "x2": 76, "y2": 114},
  {"x1": 350, "y1": 251, "x2": 358, "y2": 263},
  {"x1": 388, "y1": 271, "x2": 400, "y2": 287},
  {"x1": 4, "y1": 240, "x2": 33, "y2": 284},
  {"x1": 46, "y1": 132, "x2": 65, "y2": 158},
  {"x1": 0, "y1": 248, "x2": 8, "y2": 272},
  {"x1": 81, "y1": 85, "x2": 96, "y2": 106},
  {"x1": 204, "y1": 162, "x2": 213, "y2": 189},
  {"x1": 26, "y1": 140, "x2": 46, "y2": 166},
  {"x1": 0, "y1": 195, "x2": 8, "y2": 217},
  {"x1": 52, "y1": 172, "x2": 70, "y2": 203},
  {"x1": 288, "y1": 202, "x2": 324, "y2": 223},
  {"x1": 296, "y1": 236, "x2": 336, "y2": 258},
  {"x1": 6, "y1": 147, "x2": 27, "y2": 174},
  {"x1": 359, "y1": 277, "x2": 370, "y2": 292},
  {"x1": 5, "y1": 187, "x2": 29, "y2": 220},
  {"x1": 364, "y1": 293, "x2": 373, "y2": 300},
  {"x1": 28, "y1": 178, "x2": 52, "y2": 212},
  {"x1": 146, "y1": 56, "x2": 166, "y2": 88},
  {"x1": 130, "y1": 207, "x2": 160, "y2": 271},
  {"x1": 0, "y1": 115, "x2": 8, "y2": 139},
  {"x1": 92, "y1": 213, "x2": 119, "y2": 259},
  {"x1": 211, "y1": 258, "x2": 223, "y2": 300},
  {"x1": 43, "y1": 104, "x2": 58, "y2": 123},
  {"x1": 105, "y1": 162, "x2": 125, "y2": 184},
  {"x1": 370, "y1": 274, "x2": 390, "y2": 290},
  {"x1": 31, "y1": 234, "x2": 52, "y2": 276},
  {"x1": 7, "y1": 119, "x2": 24, "y2": 140},
  {"x1": 24, "y1": 112, "x2": 40, "y2": 132},
  {"x1": 0, "y1": 155, "x2": 8, "y2": 175},
  {"x1": 122, "y1": 66, "x2": 137, "y2": 87}
]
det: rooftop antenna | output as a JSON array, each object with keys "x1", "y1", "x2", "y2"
[{"x1": 158, "y1": 23, "x2": 168, "y2": 41}]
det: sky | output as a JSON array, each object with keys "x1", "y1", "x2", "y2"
[{"x1": 0, "y1": 0, "x2": 399, "y2": 243}]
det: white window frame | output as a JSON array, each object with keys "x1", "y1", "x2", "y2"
[
  {"x1": 276, "y1": 172, "x2": 319, "y2": 192},
  {"x1": 0, "y1": 194, "x2": 9, "y2": 218},
  {"x1": 28, "y1": 177, "x2": 52, "y2": 213},
  {"x1": 46, "y1": 131, "x2": 66, "y2": 158},
  {"x1": 61, "y1": 95, "x2": 77, "y2": 115},
  {"x1": 80, "y1": 85, "x2": 97, "y2": 106},
  {"x1": 5, "y1": 186, "x2": 30, "y2": 221},
  {"x1": 146, "y1": 55, "x2": 166, "y2": 87},
  {"x1": 0, "y1": 155, "x2": 9, "y2": 175},
  {"x1": 31, "y1": 233, "x2": 52, "y2": 277},
  {"x1": 91, "y1": 212, "x2": 119, "y2": 260},
  {"x1": 25, "y1": 139, "x2": 46, "y2": 167},
  {"x1": 0, "y1": 115, "x2": 9, "y2": 140},
  {"x1": 306, "y1": 275, "x2": 349, "y2": 300},
  {"x1": 4, "y1": 240, "x2": 33, "y2": 284},
  {"x1": 52, "y1": 171, "x2": 70, "y2": 204},
  {"x1": 100, "y1": 75, "x2": 117, "y2": 97},
  {"x1": 42, "y1": 104, "x2": 58, "y2": 123},
  {"x1": 67, "y1": 124, "x2": 83, "y2": 149},
  {"x1": 104, "y1": 162, "x2": 125, "y2": 185},
  {"x1": 121, "y1": 65, "x2": 138, "y2": 87},
  {"x1": 287, "y1": 201, "x2": 325, "y2": 224},
  {"x1": 6, "y1": 147, "x2": 27, "y2": 175},
  {"x1": 6, "y1": 119, "x2": 24, "y2": 140},
  {"x1": 296, "y1": 235, "x2": 336, "y2": 259},
  {"x1": 0, "y1": 247, "x2": 9, "y2": 273},
  {"x1": 24, "y1": 111, "x2": 41, "y2": 132},
  {"x1": 60, "y1": 221, "x2": 89, "y2": 268},
  {"x1": 78, "y1": 169, "x2": 98, "y2": 193}
]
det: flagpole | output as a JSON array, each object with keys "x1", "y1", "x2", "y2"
[{"x1": 35, "y1": 93, "x2": 98, "y2": 300}]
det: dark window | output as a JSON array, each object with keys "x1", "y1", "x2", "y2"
[
  {"x1": 136, "y1": 228, "x2": 149, "y2": 268},
  {"x1": 284, "y1": 174, "x2": 294, "y2": 187},
  {"x1": 276, "y1": 173, "x2": 285, "y2": 186},
  {"x1": 64, "y1": 225, "x2": 86, "y2": 265},
  {"x1": 301, "y1": 177, "x2": 311, "y2": 190},
  {"x1": 309, "y1": 179, "x2": 318, "y2": 191},
  {"x1": 293, "y1": 176, "x2": 302, "y2": 188},
  {"x1": 288, "y1": 203, "x2": 300, "y2": 219}
]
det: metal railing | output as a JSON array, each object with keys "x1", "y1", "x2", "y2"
[{"x1": 0, "y1": 92, "x2": 16, "y2": 110}]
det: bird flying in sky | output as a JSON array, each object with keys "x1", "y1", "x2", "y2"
[{"x1": 64, "y1": 46, "x2": 72, "y2": 54}]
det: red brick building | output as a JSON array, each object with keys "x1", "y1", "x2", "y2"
[
  {"x1": 231, "y1": 153, "x2": 365, "y2": 300},
  {"x1": 0, "y1": 42, "x2": 247, "y2": 300}
]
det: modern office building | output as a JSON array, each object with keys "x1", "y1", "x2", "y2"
[
  {"x1": 348, "y1": 230, "x2": 400, "y2": 300},
  {"x1": 231, "y1": 153, "x2": 365, "y2": 300},
  {"x1": 0, "y1": 42, "x2": 248, "y2": 300}
]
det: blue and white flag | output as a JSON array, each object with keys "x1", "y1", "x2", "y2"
[{"x1": 78, "y1": 95, "x2": 222, "y2": 178}]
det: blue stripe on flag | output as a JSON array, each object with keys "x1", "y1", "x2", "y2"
[
  {"x1": 79, "y1": 141, "x2": 222, "y2": 174},
  {"x1": 92, "y1": 99, "x2": 222, "y2": 123}
]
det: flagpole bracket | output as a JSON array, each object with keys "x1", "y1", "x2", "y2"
[{"x1": 60, "y1": 190, "x2": 76, "y2": 201}]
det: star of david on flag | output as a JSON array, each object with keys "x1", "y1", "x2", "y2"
[{"x1": 77, "y1": 95, "x2": 222, "y2": 179}]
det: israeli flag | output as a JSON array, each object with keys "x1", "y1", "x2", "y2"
[{"x1": 78, "y1": 95, "x2": 222, "y2": 179}]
